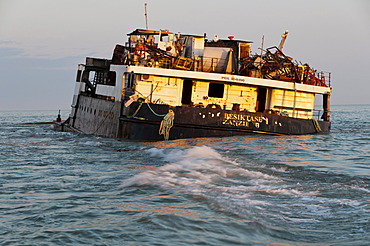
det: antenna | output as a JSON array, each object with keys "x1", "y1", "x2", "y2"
[
  {"x1": 260, "y1": 35, "x2": 264, "y2": 78},
  {"x1": 144, "y1": 3, "x2": 148, "y2": 30}
]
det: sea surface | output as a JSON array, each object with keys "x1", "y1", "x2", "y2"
[{"x1": 0, "y1": 105, "x2": 369, "y2": 246}]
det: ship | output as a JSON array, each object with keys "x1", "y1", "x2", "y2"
[{"x1": 54, "y1": 28, "x2": 332, "y2": 141}]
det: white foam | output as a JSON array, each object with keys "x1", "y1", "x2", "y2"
[
  {"x1": 269, "y1": 166, "x2": 287, "y2": 173},
  {"x1": 121, "y1": 145, "x2": 323, "y2": 222},
  {"x1": 121, "y1": 146, "x2": 286, "y2": 203}
]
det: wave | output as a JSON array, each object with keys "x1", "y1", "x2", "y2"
[
  {"x1": 120, "y1": 146, "x2": 279, "y2": 188},
  {"x1": 119, "y1": 146, "x2": 306, "y2": 217}
]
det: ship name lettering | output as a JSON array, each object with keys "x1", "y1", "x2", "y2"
[{"x1": 223, "y1": 113, "x2": 269, "y2": 128}]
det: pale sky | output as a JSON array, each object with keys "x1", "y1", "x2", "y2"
[{"x1": 1, "y1": 0, "x2": 369, "y2": 110}]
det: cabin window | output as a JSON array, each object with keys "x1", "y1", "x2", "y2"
[
  {"x1": 208, "y1": 83, "x2": 224, "y2": 98},
  {"x1": 81, "y1": 70, "x2": 90, "y2": 83},
  {"x1": 239, "y1": 44, "x2": 250, "y2": 59},
  {"x1": 107, "y1": 71, "x2": 116, "y2": 86},
  {"x1": 93, "y1": 71, "x2": 116, "y2": 86},
  {"x1": 88, "y1": 71, "x2": 96, "y2": 84}
]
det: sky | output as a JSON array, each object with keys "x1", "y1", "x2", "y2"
[{"x1": 0, "y1": 0, "x2": 369, "y2": 110}]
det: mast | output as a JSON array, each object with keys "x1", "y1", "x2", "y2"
[
  {"x1": 144, "y1": 3, "x2": 148, "y2": 30},
  {"x1": 259, "y1": 35, "x2": 264, "y2": 78}
]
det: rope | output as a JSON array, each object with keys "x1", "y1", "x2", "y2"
[
  {"x1": 312, "y1": 119, "x2": 322, "y2": 132},
  {"x1": 127, "y1": 102, "x2": 166, "y2": 119},
  {"x1": 159, "y1": 109, "x2": 175, "y2": 140},
  {"x1": 146, "y1": 103, "x2": 167, "y2": 117},
  {"x1": 127, "y1": 102, "x2": 144, "y2": 119},
  {"x1": 126, "y1": 102, "x2": 174, "y2": 140}
]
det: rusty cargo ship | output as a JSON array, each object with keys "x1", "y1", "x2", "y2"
[{"x1": 55, "y1": 29, "x2": 332, "y2": 140}]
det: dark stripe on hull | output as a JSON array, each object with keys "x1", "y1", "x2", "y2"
[{"x1": 118, "y1": 102, "x2": 330, "y2": 140}]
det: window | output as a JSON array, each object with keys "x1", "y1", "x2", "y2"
[
  {"x1": 94, "y1": 71, "x2": 116, "y2": 86},
  {"x1": 106, "y1": 71, "x2": 116, "y2": 86},
  {"x1": 208, "y1": 83, "x2": 224, "y2": 98}
]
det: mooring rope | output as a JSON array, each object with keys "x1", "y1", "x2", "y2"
[
  {"x1": 126, "y1": 102, "x2": 175, "y2": 140},
  {"x1": 127, "y1": 102, "x2": 144, "y2": 119},
  {"x1": 146, "y1": 103, "x2": 167, "y2": 117}
]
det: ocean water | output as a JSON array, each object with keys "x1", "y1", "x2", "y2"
[{"x1": 0, "y1": 105, "x2": 369, "y2": 246}]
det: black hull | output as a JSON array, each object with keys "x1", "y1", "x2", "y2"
[
  {"x1": 118, "y1": 102, "x2": 330, "y2": 141},
  {"x1": 56, "y1": 96, "x2": 330, "y2": 141}
]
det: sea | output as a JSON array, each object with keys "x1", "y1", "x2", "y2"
[{"x1": 0, "y1": 105, "x2": 369, "y2": 246}]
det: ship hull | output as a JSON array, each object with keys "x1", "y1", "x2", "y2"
[
  {"x1": 58, "y1": 95, "x2": 330, "y2": 141},
  {"x1": 119, "y1": 102, "x2": 330, "y2": 140}
]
